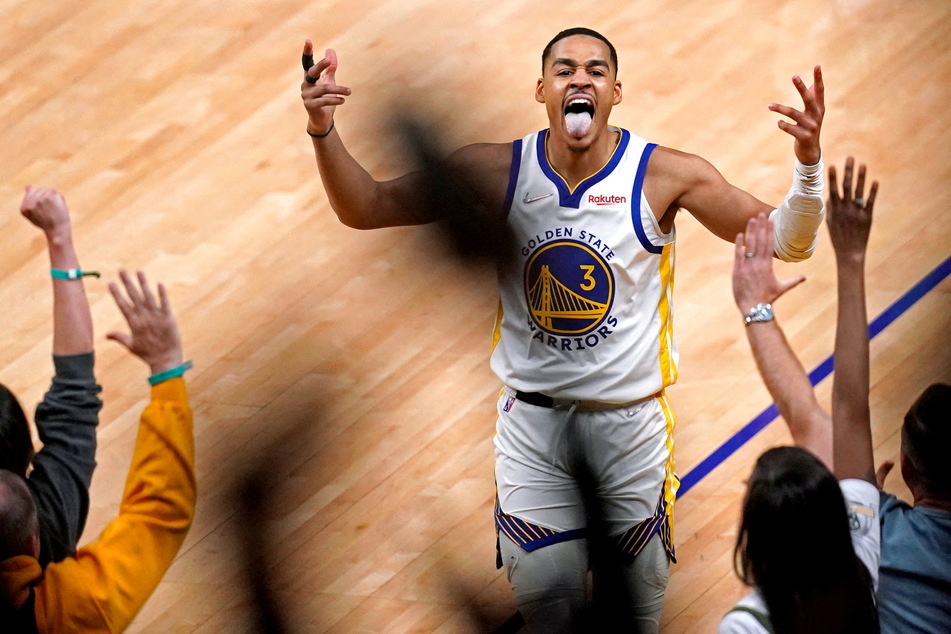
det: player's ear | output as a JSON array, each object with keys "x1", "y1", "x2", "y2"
[
  {"x1": 614, "y1": 80, "x2": 622, "y2": 105},
  {"x1": 535, "y1": 78, "x2": 545, "y2": 104},
  {"x1": 29, "y1": 532, "x2": 40, "y2": 559}
]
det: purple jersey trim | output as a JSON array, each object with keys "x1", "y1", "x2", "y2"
[
  {"x1": 631, "y1": 142, "x2": 663, "y2": 255},
  {"x1": 535, "y1": 128, "x2": 631, "y2": 208},
  {"x1": 502, "y1": 139, "x2": 523, "y2": 221}
]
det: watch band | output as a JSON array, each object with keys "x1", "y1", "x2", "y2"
[{"x1": 744, "y1": 303, "x2": 774, "y2": 326}]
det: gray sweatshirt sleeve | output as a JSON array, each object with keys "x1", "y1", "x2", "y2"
[{"x1": 27, "y1": 352, "x2": 102, "y2": 565}]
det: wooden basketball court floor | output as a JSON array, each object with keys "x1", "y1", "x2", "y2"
[{"x1": 1, "y1": 0, "x2": 948, "y2": 631}]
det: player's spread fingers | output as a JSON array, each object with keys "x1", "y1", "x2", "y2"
[
  {"x1": 324, "y1": 48, "x2": 338, "y2": 81},
  {"x1": 303, "y1": 58, "x2": 317, "y2": 83},
  {"x1": 792, "y1": 74, "x2": 812, "y2": 105},
  {"x1": 768, "y1": 102, "x2": 799, "y2": 118},
  {"x1": 812, "y1": 65, "x2": 825, "y2": 108}
]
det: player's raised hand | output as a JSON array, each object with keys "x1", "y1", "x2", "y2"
[
  {"x1": 300, "y1": 40, "x2": 351, "y2": 137},
  {"x1": 768, "y1": 65, "x2": 824, "y2": 166},
  {"x1": 732, "y1": 213, "x2": 806, "y2": 314},
  {"x1": 827, "y1": 156, "x2": 876, "y2": 263}
]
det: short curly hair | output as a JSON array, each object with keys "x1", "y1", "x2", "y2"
[{"x1": 541, "y1": 27, "x2": 618, "y2": 75}]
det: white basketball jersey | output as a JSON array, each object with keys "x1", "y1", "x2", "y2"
[{"x1": 490, "y1": 127, "x2": 678, "y2": 402}]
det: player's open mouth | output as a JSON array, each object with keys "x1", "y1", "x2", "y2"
[{"x1": 564, "y1": 96, "x2": 594, "y2": 138}]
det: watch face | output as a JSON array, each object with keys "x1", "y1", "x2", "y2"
[{"x1": 746, "y1": 303, "x2": 773, "y2": 324}]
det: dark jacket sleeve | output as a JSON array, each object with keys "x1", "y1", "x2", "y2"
[
  {"x1": 34, "y1": 378, "x2": 195, "y2": 633},
  {"x1": 26, "y1": 352, "x2": 102, "y2": 566}
]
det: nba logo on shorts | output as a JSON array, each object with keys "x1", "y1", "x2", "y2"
[{"x1": 503, "y1": 395, "x2": 516, "y2": 412}]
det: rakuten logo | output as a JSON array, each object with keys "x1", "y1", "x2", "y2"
[{"x1": 588, "y1": 194, "x2": 627, "y2": 205}]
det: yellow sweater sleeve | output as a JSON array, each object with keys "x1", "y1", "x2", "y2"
[{"x1": 34, "y1": 378, "x2": 196, "y2": 633}]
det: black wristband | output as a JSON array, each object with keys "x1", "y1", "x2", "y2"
[{"x1": 306, "y1": 120, "x2": 335, "y2": 138}]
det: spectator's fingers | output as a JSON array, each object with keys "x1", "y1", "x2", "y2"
[
  {"x1": 854, "y1": 163, "x2": 867, "y2": 204},
  {"x1": 875, "y1": 460, "x2": 895, "y2": 489},
  {"x1": 734, "y1": 232, "x2": 747, "y2": 268},
  {"x1": 158, "y1": 283, "x2": 171, "y2": 314},
  {"x1": 108, "y1": 281, "x2": 134, "y2": 320},
  {"x1": 828, "y1": 165, "x2": 839, "y2": 206},
  {"x1": 866, "y1": 181, "x2": 879, "y2": 214},
  {"x1": 756, "y1": 214, "x2": 771, "y2": 259},
  {"x1": 106, "y1": 331, "x2": 133, "y2": 352},
  {"x1": 744, "y1": 216, "x2": 758, "y2": 256},
  {"x1": 842, "y1": 157, "x2": 854, "y2": 203},
  {"x1": 20, "y1": 185, "x2": 38, "y2": 212},
  {"x1": 120, "y1": 270, "x2": 145, "y2": 308},
  {"x1": 137, "y1": 271, "x2": 159, "y2": 310}
]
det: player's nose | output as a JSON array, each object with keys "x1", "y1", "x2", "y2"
[{"x1": 569, "y1": 70, "x2": 590, "y2": 88}]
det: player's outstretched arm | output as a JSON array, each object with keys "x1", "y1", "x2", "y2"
[
  {"x1": 827, "y1": 157, "x2": 877, "y2": 484},
  {"x1": 21, "y1": 187, "x2": 94, "y2": 355},
  {"x1": 300, "y1": 40, "x2": 441, "y2": 230},
  {"x1": 647, "y1": 148, "x2": 773, "y2": 243},
  {"x1": 647, "y1": 67, "x2": 825, "y2": 253},
  {"x1": 768, "y1": 66, "x2": 826, "y2": 262},
  {"x1": 733, "y1": 213, "x2": 832, "y2": 467}
]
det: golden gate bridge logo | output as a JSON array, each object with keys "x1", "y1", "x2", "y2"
[{"x1": 524, "y1": 240, "x2": 614, "y2": 335}]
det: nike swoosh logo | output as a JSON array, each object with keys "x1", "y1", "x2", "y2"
[{"x1": 523, "y1": 193, "x2": 554, "y2": 204}]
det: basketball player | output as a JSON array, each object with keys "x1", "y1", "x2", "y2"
[{"x1": 300, "y1": 27, "x2": 825, "y2": 632}]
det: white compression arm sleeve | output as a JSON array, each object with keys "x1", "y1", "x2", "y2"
[{"x1": 769, "y1": 156, "x2": 824, "y2": 262}]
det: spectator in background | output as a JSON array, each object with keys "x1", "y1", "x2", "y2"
[
  {"x1": 0, "y1": 186, "x2": 102, "y2": 565},
  {"x1": 875, "y1": 382, "x2": 951, "y2": 633},
  {"x1": 719, "y1": 157, "x2": 881, "y2": 633},
  {"x1": 0, "y1": 270, "x2": 196, "y2": 633}
]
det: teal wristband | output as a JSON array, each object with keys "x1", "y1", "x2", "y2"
[
  {"x1": 51, "y1": 268, "x2": 100, "y2": 280},
  {"x1": 148, "y1": 360, "x2": 193, "y2": 385}
]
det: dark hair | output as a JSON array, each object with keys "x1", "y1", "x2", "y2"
[
  {"x1": 0, "y1": 384, "x2": 32, "y2": 476},
  {"x1": 902, "y1": 383, "x2": 951, "y2": 495},
  {"x1": 0, "y1": 469, "x2": 38, "y2": 560},
  {"x1": 542, "y1": 27, "x2": 618, "y2": 75},
  {"x1": 735, "y1": 447, "x2": 878, "y2": 633}
]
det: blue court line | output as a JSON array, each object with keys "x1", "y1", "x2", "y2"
[{"x1": 678, "y1": 254, "x2": 951, "y2": 498}]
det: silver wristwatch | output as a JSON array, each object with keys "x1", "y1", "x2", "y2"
[{"x1": 744, "y1": 303, "x2": 774, "y2": 326}]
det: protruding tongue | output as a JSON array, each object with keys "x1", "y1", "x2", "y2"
[{"x1": 565, "y1": 111, "x2": 592, "y2": 138}]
